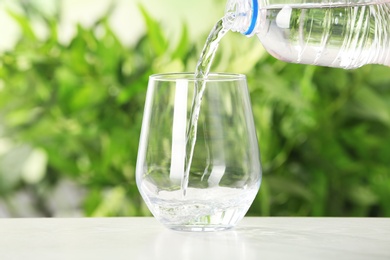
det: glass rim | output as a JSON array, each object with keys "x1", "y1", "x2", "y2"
[{"x1": 149, "y1": 72, "x2": 246, "y2": 82}]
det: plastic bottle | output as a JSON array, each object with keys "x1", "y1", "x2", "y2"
[{"x1": 224, "y1": 0, "x2": 390, "y2": 68}]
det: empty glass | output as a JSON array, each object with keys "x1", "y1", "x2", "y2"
[{"x1": 136, "y1": 73, "x2": 261, "y2": 231}]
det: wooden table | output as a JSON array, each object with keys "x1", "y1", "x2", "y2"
[{"x1": 0, "y1": 217, "x2": 389, "y2": 260}]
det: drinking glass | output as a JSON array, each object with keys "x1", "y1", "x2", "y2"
[{"x1": 136, "y1": 73, "x2": 261, "y2": 231}]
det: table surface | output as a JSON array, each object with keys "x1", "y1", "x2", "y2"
[{"x1": 0, "y1": 217, "x2": 389, "y2": 260}]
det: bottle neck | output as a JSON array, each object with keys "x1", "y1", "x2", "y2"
[{"x1": 224, "y1": 0, "x2": 260, "y2": 37}]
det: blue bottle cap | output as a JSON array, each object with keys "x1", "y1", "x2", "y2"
[{"x1": 243, "y1": 0, "x2": 259, "y2": 35}]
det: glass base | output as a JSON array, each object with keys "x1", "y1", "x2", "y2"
[{"x1": 167, "y1": 225, "x2": 235, "y2": 232}]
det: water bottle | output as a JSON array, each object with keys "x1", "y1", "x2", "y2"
[{"x1": 224, "y1": 0, "x2": 390, "y2": 68}]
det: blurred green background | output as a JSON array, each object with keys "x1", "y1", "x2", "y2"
[{"x1": 0, "y1": 0, "x2": 389, "y2": 217}]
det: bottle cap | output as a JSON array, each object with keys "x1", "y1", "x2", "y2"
[{"x1": 243, "y1": 0, "x2": 259, "y2": 35}]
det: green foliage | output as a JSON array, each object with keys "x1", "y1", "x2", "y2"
[
  {"x1": 0, "y1": 3, "x2": 195, "y2": 217},
  {"x1": 1, "y1": 2, "x2": 389, "y2": 217},
  {"x1": 246, "y1": 62, "x2": 390, "y2": 217}
]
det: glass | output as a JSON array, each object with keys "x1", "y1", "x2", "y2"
[{"x1": 136, "y1": 73, "x2": 262, "y2": 232}]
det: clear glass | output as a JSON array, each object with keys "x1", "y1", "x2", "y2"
[{"x1": 136, "y1": 73, "x2": 261, "y2": 232}]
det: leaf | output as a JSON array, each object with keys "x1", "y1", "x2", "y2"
[
  {"x1": 46, "y1": 18, "x2": 59, "y2": 43},
  {"x1": 6, "y1": 9, "x2": 37, "y2": 41},
  {"x1": 172, "y1": 23, "x2": 189, "y2": 59},
  {"x1": 138, "y1": 4, "x2": 168, "y2": 56},
  {"x1": 95, "y1": 19, "x2": 124, "y2": 75}
]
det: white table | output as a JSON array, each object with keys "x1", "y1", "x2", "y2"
[{"x1": 0, "y1": 217, "x2": 389, "y2": 260}]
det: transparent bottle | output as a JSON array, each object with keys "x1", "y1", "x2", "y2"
[{"x1": 225, "y1": 0, "x2": 390, "y2": 68}]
